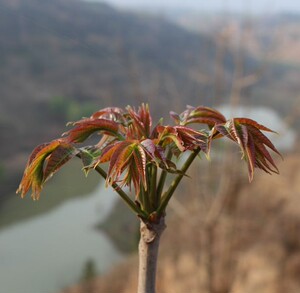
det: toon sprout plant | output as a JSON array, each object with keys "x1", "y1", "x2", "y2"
[{"x1": 17, "y1": 104, "x2": 281, "y2": 293}]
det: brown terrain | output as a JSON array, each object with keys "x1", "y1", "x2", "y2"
[
  {"x1": 61, "y1": 149, "x2": 300, "y2": 293},
  {"x1": 0, "y1": 1, "x2": 298, "y2": 292}
]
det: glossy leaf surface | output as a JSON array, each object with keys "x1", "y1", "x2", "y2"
[
  {"x1": 215, "y1": 118, "x2": 281, "y2": 181},
  {"x1": 64, "y1": 119, "x2": 120, "y2": 143},
  {"x1": 17, "y1": 140, "x2": 76, "y2": 200},
  {"x1": 17, "y1": 103, "x2": 281, "y2": 215},
  {"x1": 171, "y1": 106, "x2": 226, "y2": 127}
]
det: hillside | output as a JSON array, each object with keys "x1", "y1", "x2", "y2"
[
  {"x1": 0, "y1": 2, "x2": 298, "y2": 292},
  {"x1": 0, "y1": 0, "x2": 221, "y2": 197},
  {"x1": 61, "y1": 152, "x2": 300, "y2": 293},
  {"x1": 0, "y1": 0, "x2": 298, "y2": 200},
  {"x1": 167, "y1": 11, "x2": 300, "y2": 122}
]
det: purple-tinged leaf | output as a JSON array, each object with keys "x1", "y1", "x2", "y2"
[
  {"x1": 245, "y1": 133, "x2": 256, "y2": 181},
  {"x1": 234, "y1": 118, "x2": 276, "y2": 133},
  {"x1": 170, "y1": 111, "x2": 181, "y2": 124},
  {"x1": 254, "y1": 141, "x2": 279, "y2": 173},
  {"x1": 246, "y1": 124, "x2": 282, "y2": 157},
  {"x1": 141, "y1": 139, "x2": 156, "y2": 160}
]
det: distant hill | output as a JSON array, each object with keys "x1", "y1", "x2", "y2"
[
  {"x1": 0, "y1": 0, "x2": 298, "y2": 197},
  {"x1": 166, "y1": 10, "x2": 300, "y2": 128},
  {"x1": 0, "y1": 0, "x2": 225, "y2": 196}
]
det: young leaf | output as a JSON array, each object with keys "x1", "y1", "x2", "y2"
[
  {"x1": 78, "y1": 146, "x2": 102, "y2": 176},
  {"x1": 156, "y1": 125, "x2": 185, "y2": 152},
  {"x1": 95, "y1": 141, "x2": 120, "y2": 164},
  {"x1": 90, "y1": 107, "x2": 124, "y2": 121},
  {"x1": 16, "y1": 140, "x2": 74, "y2": 200},
  {"x1": 126, "y1": 104, "x2": 152, "y2": 138},
  {"x1": 215, "y1": 118, "x2": 281, "y2": 181},
  {"x1": 156, "y1": 125, "x2": 210, "y2": 156},
  {"x1": 132, "y1": 146, "x2": 147, "y2": 191},
  {"x1": 43, "y1": 143, "x2": 77, "y2": 181},
  {"x1": 64, "y1": 119, "x2": 120, "y2": 143},
  {"x1": 172, "y1": 106, "x2": 226, "y2": 127},
  {"x1": 141, "y1": 139, "x2": 157, "y2": 159}
]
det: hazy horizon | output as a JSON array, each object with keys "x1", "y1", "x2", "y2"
[{"x1": 85, "y1": 0, "x2": 300, "y2": 14}]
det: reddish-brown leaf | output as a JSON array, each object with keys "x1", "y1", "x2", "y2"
[
  {"x1": 175, "y1": 106, "x2": 226, "y2": 127},
  {"x1": 26, "y1": 142, "x2": 51, "y2": 167},
  {"x1": 91, "y1": 107, "x2": 124, "y2": 120},
  {"x1": 157, "y1": 125, "x2": 185, "y2": 151},
  {"x1": 113, "y1": 144, "x2": 135, "y2": 177},
  {"x1": 97, "y1": 142, "x2": 120, "y2": 164},
  {"x1": 246, "y1": 124, "x2": 281, "y2": 157},
  {"x1": 141, "y1": 139, "x2": 157, "y2": 160},
  {"x1": 175, "y1": 126, "x2": 208, "y2": 149},
  {"x1": 64, "y1": 119, "x2": 119, "y2": 143},
  {"x1": 234, "y1": 118, "x2": 275, "y2": 133},
  {"x1": 169, "y1": 111, "x2": 181, "y2": 124},
  {"x1": 245, "y1": 134, "x2": 256, "y2": 181},
  {"x1": 43, "y1": 143, "x2": 76, "y2": 182},
  {"x1": 16, "y1": 140, "x2": 63, "y2": 200},
  {"x1": 139, "y1": 104, "x2": 152, "y2": 137},
  {"x1": 133, "y1": 146, "x2": 147, "y2": 190},
  {"x1": 215, "y1": 118, "x2": 281, "y2": 181},
  {"x1": 125, "y1": 104, "x2": 152, "y2": 138},
  {"x1": 107, "y1": 141, "x2": 133, "y2": 180},
  {"x1": 253, "y1": 141, "x2": 279, "y2": 173}
]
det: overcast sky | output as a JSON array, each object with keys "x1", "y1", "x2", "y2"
[{"x1": 89, "y1": 0, "x2": 300, "y2": 14}]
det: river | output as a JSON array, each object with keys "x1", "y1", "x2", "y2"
[
  {"x1": 0, "y1": 184, "x2": 122, "y2": 293},
  {"x1": 0, "y1": 105, "x2": 295, "y2": 293}
]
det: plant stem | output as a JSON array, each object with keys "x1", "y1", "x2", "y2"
[
  {"x1": 140, "y1": 184, "x2": 151, "y2": 213},
  {"x1": 137, "y1": 217, "x2": 166, "y2": 293},
  {"x1": 94, "y1": 165, "x2": 148, "y2": 219},
  {"x1": 156, "y1": 150, "x2": 172, "y2": 201},
  {"x1": 156, "y1": 148, "x2": 200, "y2": 217},
  {"x1": 149, "y1": 165, "x2": 157, "y2": 210}
]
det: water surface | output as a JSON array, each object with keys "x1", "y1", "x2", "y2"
[{"x1": 0, "y1": 184, "x2": 122, "y2": 293}]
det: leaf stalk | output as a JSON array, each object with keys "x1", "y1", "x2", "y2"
[
  {"x1": 156, "y1": 148, "x2": 200, "y2": 217},
  {"x1": 94, "y1": 165, "x2": 148, "y2": 219}
]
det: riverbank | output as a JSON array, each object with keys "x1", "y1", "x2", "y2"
[
  {"x1": 62, "y1": 152, "x2": 300, "y2": 293},
  {"x1": 0, "y1": 181, "x2": 123, "y2": 293},
  {"x1": 0, "y1": 160, "x2": 100, "y2": 229}
]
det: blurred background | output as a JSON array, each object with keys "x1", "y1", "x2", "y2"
[{"x1": 0, "y1": 0, "x2": 299, "y2": 292}]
